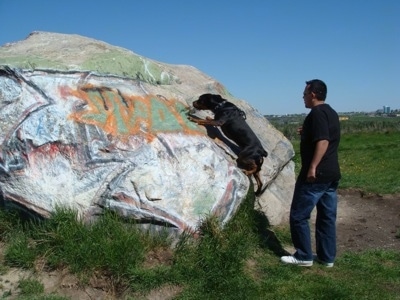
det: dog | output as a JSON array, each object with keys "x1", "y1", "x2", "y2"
[{"x1": 188, "y1": 93, "x2": 268, "y2": 195}]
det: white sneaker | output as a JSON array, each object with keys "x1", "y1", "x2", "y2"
[
  {"x1": 280, "y1": 256, "x2": 313, "y2": 267},
  {"x1": 321, "y1": 261, "x2": 334, "y2": 268},
  {"x1": 313, "y1": 255, "x2": 334, "y2": 267}
]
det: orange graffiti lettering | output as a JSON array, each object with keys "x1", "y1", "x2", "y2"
[{"x1": 64, "y1": 85, "x2": 202, "y2": 140}]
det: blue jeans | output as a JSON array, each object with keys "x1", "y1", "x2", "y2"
[{"x1": 290, "y1": 180, "x2": 339, "y2": 263}]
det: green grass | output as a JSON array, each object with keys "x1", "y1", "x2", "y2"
[
  {"x1": 275, "y1": 114, "x2": 400, "y2": 194},
  {"x1": 18, "y1": 278, "x2": 44, "y2": 296},
  {"x1": 339, "y1": 132, "x2": 400, "y2": 193},
  {"x1": 255, "y1": 250, "x2": 400, "y2": 300},
  {"x1": 291, "y1": 131, "x2": 400, "y2": 194},
  {"x1": 0, "y1": 192, "x2": 399, "y2": 299}
]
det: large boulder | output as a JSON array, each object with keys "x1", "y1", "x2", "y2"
[{"x1": 0, "y1": 32, "x2": 295, "y2": 234}]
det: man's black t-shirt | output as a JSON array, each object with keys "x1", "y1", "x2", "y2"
[{"x1": 299, "y1": 103, "x2": 341, "y2": 183}]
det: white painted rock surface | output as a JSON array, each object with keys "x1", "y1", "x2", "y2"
[{"x1": 0, "y1": 32, "x2": 295, "y2": 233}]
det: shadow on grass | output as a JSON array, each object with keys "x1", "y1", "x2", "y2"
[
  {"x1": 253, "y1": 208, "x2": 290, "y2": 257},
  {"x1": 238, "y1": 184, "x2": 290, "y2": 258}
]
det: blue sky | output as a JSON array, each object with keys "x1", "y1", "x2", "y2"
[{"x1": 0, "y1": 0, "x2": 399, "y2": 115}]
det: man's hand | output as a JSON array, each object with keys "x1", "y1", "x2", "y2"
[
  {"x1": 306, "y1": 167, "x2": 317, "y2": 183},
  {"x1": 297, "y1": 126, "x2": 303, "y2": 135}
]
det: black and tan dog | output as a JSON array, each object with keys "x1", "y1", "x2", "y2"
[{"x1": 188, "y1": 93, "x2": 268, "y2": 195}]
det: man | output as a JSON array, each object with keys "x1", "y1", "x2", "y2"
[{"x1": 281, "y1": 79, "x2": 341, "y2": 267}]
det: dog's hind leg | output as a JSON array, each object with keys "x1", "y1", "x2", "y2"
[
  {"x1": 242, "y1": 169, "x2": 262, "y2": 196},
  {"x1": 253, "y1": 171, "x2": 263, "y2": 196},
  {"x1": 237, "y1": 159, "x2": 260, "y2": 195},
  {"x1": 248, "y1": 159, "x2": 264, "y2": 196}
]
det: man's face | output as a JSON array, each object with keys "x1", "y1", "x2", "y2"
[{"x1": 303, "y1": 86, "x2": 313, "y2": 109}]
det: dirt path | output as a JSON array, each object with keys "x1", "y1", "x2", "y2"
[
  {"x1": 1, "y1": 189, "x2": 399, "y2": 299},
  {"x1": 335, "y1": 189, "x2": 400, "y2": 255}
]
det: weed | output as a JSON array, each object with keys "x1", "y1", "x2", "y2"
[
  {"x1": 18, "y1": 278, "x2": 44, "y2": 295},
  {"x1": 4, "y1": 231, "x2": 37, "y2": 268}
]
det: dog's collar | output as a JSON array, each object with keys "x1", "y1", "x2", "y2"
[
  {"x1": 214, "y1": 100, "x2": 246, "y2": 119},
  {"x1": 214, "y1": 100, "x2": 227, "y2": 111}
]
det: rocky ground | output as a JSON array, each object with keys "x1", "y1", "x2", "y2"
[{"x1": 0, "y1": 189, "x2": 399, "y2": 299}]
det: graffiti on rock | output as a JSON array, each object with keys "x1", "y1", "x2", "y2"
[{"x1": 65, "y1": 85, "x2": 202, "y2": 141}]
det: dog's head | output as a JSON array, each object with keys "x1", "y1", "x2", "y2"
[{"x1": 192, "y1": 93, "x2": 225, "y2": 111}]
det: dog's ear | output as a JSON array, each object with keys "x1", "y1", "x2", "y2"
[
  {"x1": 198, "y1": 93, "x2": 211, "y2": 101},
  {"x1": 207, "y1": 94, "x2": 224, "y2": 104},
  {"x1": 200, "y1": 93, "x2": 212, "y2": 97}
]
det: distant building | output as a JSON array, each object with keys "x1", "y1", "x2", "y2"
[{"x1": 383, "y1": 106, "x2": 391, "y2": 114}]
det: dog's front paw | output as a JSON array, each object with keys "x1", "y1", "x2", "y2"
[
  {"x1": 206, "y1": 116, "x2": 214, "y2": 121},
  {"x1": 188, "y1": 115, "x2": 200, "y2": 123}
]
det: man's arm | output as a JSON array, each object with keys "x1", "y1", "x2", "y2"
[{"x1": 307, "y1": 139, "x2": 329, "y2": 182}]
